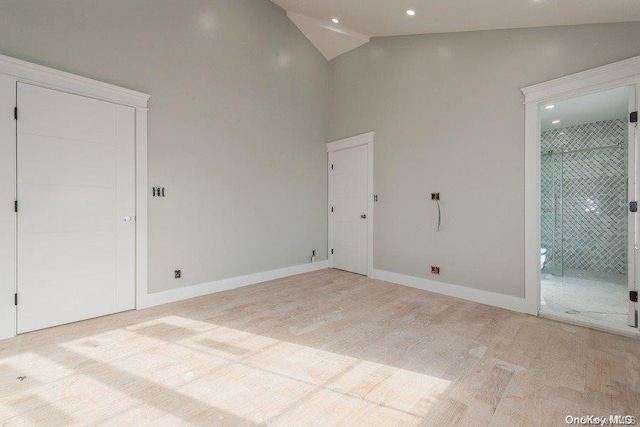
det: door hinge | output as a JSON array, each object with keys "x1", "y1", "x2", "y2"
[
  {"x1": 331, "y1": 206, "x2": 334, "y2": 212},
  {"x1": 14, "y1": 200, "x2": 17, "y2": 213},
  {"x1": 14, "y1": 107, "x2": 17, "y2": 120},
  {"x1": 631, "y1": 111, "x2": 638, "y2": 123},
  {"x1": 14, "y1": 293, "x2": 17, "y2": 306},
  {"x1": 331, "y1": 164, "x2": 334, "y2": 170},
  {"x1": 631, "y1": 291, "x2": 638, "y2": 302},
  {"x1": 331, "y1": 249, "x2": 334, "y2": 255},
  {"x1": 630, "y1": 201, "x2": 638, "y2": 213}
]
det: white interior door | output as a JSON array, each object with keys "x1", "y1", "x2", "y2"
[
  {"x1": 17, "y1": 83, "x2": 135, "y2": 333},
  {"x1": 0, "y1": 75, "x2": 16, "y2": 340},
  {"x1": 330, "y1": 144, "x2": 368, "y2": 275}
]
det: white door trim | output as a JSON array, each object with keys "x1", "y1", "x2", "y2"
[
  {"x1": 521, "y1": 55, "x2": 640, "y2": 320},
  {"x1": 0, "y1": 54, "x2": 149, "y2": 340},
  {"x1": 327, "y1": 131, "x2": 374, "y2": 277},
  {"x1": 0, "y1": 53, "x2": 149, "y2": 108}
]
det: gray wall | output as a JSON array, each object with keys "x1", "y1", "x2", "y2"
[
  {"x1": 0, "y1": 0, "x2": 328, "y2": 293},
  {"x1": 328, "y1": 23, "x2": 640, "y2": 297},
  {"x1": 2, "y1": 2, "x2": 639, "y2": 301}
]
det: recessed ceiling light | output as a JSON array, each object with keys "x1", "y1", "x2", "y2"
[
  {"x1": 406, "y1": 9, "x2": 416, "y2": 16},
  {"x1": 545, "y1": 104, "x2": 555, "y2": 109},
  {"x1": 331, "y1": 18, "x2": 340, "y2": 24},
  {"x1": 552, "y1": 120, "x2": 560, "y2": 124}
]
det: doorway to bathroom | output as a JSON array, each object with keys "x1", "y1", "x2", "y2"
[{"x1": 538, "y1": 86, "x2": 637, "y2": 332}]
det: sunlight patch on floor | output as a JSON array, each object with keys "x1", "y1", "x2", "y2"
[{"x1": 1, "y1": 315, "x2": 451, "y2": 425}]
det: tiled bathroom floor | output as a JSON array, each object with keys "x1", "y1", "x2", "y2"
[{"x1": 541, "y1": 269, "x2": 630, "y2": 331}]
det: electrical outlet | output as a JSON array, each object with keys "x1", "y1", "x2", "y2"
[
  {"x1": 431, "y1": 266, "x2": 440, "y2": 275},
  {"x1": 152, "y1": 187, "x2": 166, "y2": 197},
  {"x1": 431, "y1": 193, "x2": 440, "y2": 200},
  {"x1": 175, "y1": 269, "x2": 181, "y2": 279}
]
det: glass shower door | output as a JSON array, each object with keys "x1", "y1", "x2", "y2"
[
  {"x1": 539, "y1": 85, "x2": 636, "y2": 331},
  {"x1": 541, "y1": 151, "x2": 563, "y2": 276}
]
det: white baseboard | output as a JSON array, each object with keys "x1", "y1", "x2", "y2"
[
  {"x1": 371, "y1": 269, "x2": 536, "y2": 315},
  {"x1": 137, "y1": 260, "x2": 329, "y2": 309}
]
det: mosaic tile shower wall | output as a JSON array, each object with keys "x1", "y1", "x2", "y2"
[{"x1": 541, "y1": 118, "x2": 628, "y2": 275}]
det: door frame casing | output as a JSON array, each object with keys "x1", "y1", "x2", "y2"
[
  {"x1": 327, "y1": 131, "x2": 374, "y2": 277},
  {"x1": 521, "y1": 56, "x2": 640, "y2": 326},
  {"x1": 0, "y1": 53, "x2": 150, "y2": 340}
]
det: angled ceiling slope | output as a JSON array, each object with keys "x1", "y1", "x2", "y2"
[
  {"x1": 276, "y1": 0, "x2": 640, "y2": 38},
  {"x1": 286, "y1": 12, "x2": 369, "y2": 61},
  {"x1": 279, "y1": 0, "x2": 640, "y2": 61}
]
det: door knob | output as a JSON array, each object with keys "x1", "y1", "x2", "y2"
[
  {"x1": 123, "y1": 216, "x2": 132, "y2": 222},
  {"x1": 361, "y1": 214, "x2": 367, "y2": 219}
]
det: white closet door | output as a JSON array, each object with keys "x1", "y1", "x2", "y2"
[
  {"x1": 17, "y1": 83, "x2": 135, "y2": 333},
  {"x1": 331, "y1": 145, "x2": 368, "y2": 275},
  {"x1": 0, "y1": 76, "x2": 16, "y2": 339}
]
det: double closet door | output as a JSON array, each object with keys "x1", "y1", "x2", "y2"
[{"x1": 15, "y1": 82, "x2": 135, "y2": 333}]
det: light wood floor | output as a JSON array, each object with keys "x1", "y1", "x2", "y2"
[{"x1": 1, "y1": 269, "x2": 639, "y2": 426}]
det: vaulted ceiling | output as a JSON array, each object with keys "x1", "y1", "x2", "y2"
[{"x1": 272, "y1": 0, "x2": 640, "y2": 60}]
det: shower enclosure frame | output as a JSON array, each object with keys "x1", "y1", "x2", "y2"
[{"x1": 522, "y1": 56, "x2": 640, "y2": 335}]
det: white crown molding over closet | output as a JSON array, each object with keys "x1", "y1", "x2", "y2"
[
  {"x1": 0, "y1": 53, "x2": 149, "y2": 340},
  {"x1": 0, "y1": 54, "x2": 149, "y2": 108},
  {"x1": 522, "y1": 54, "x2": 640, "y2": 328}
]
